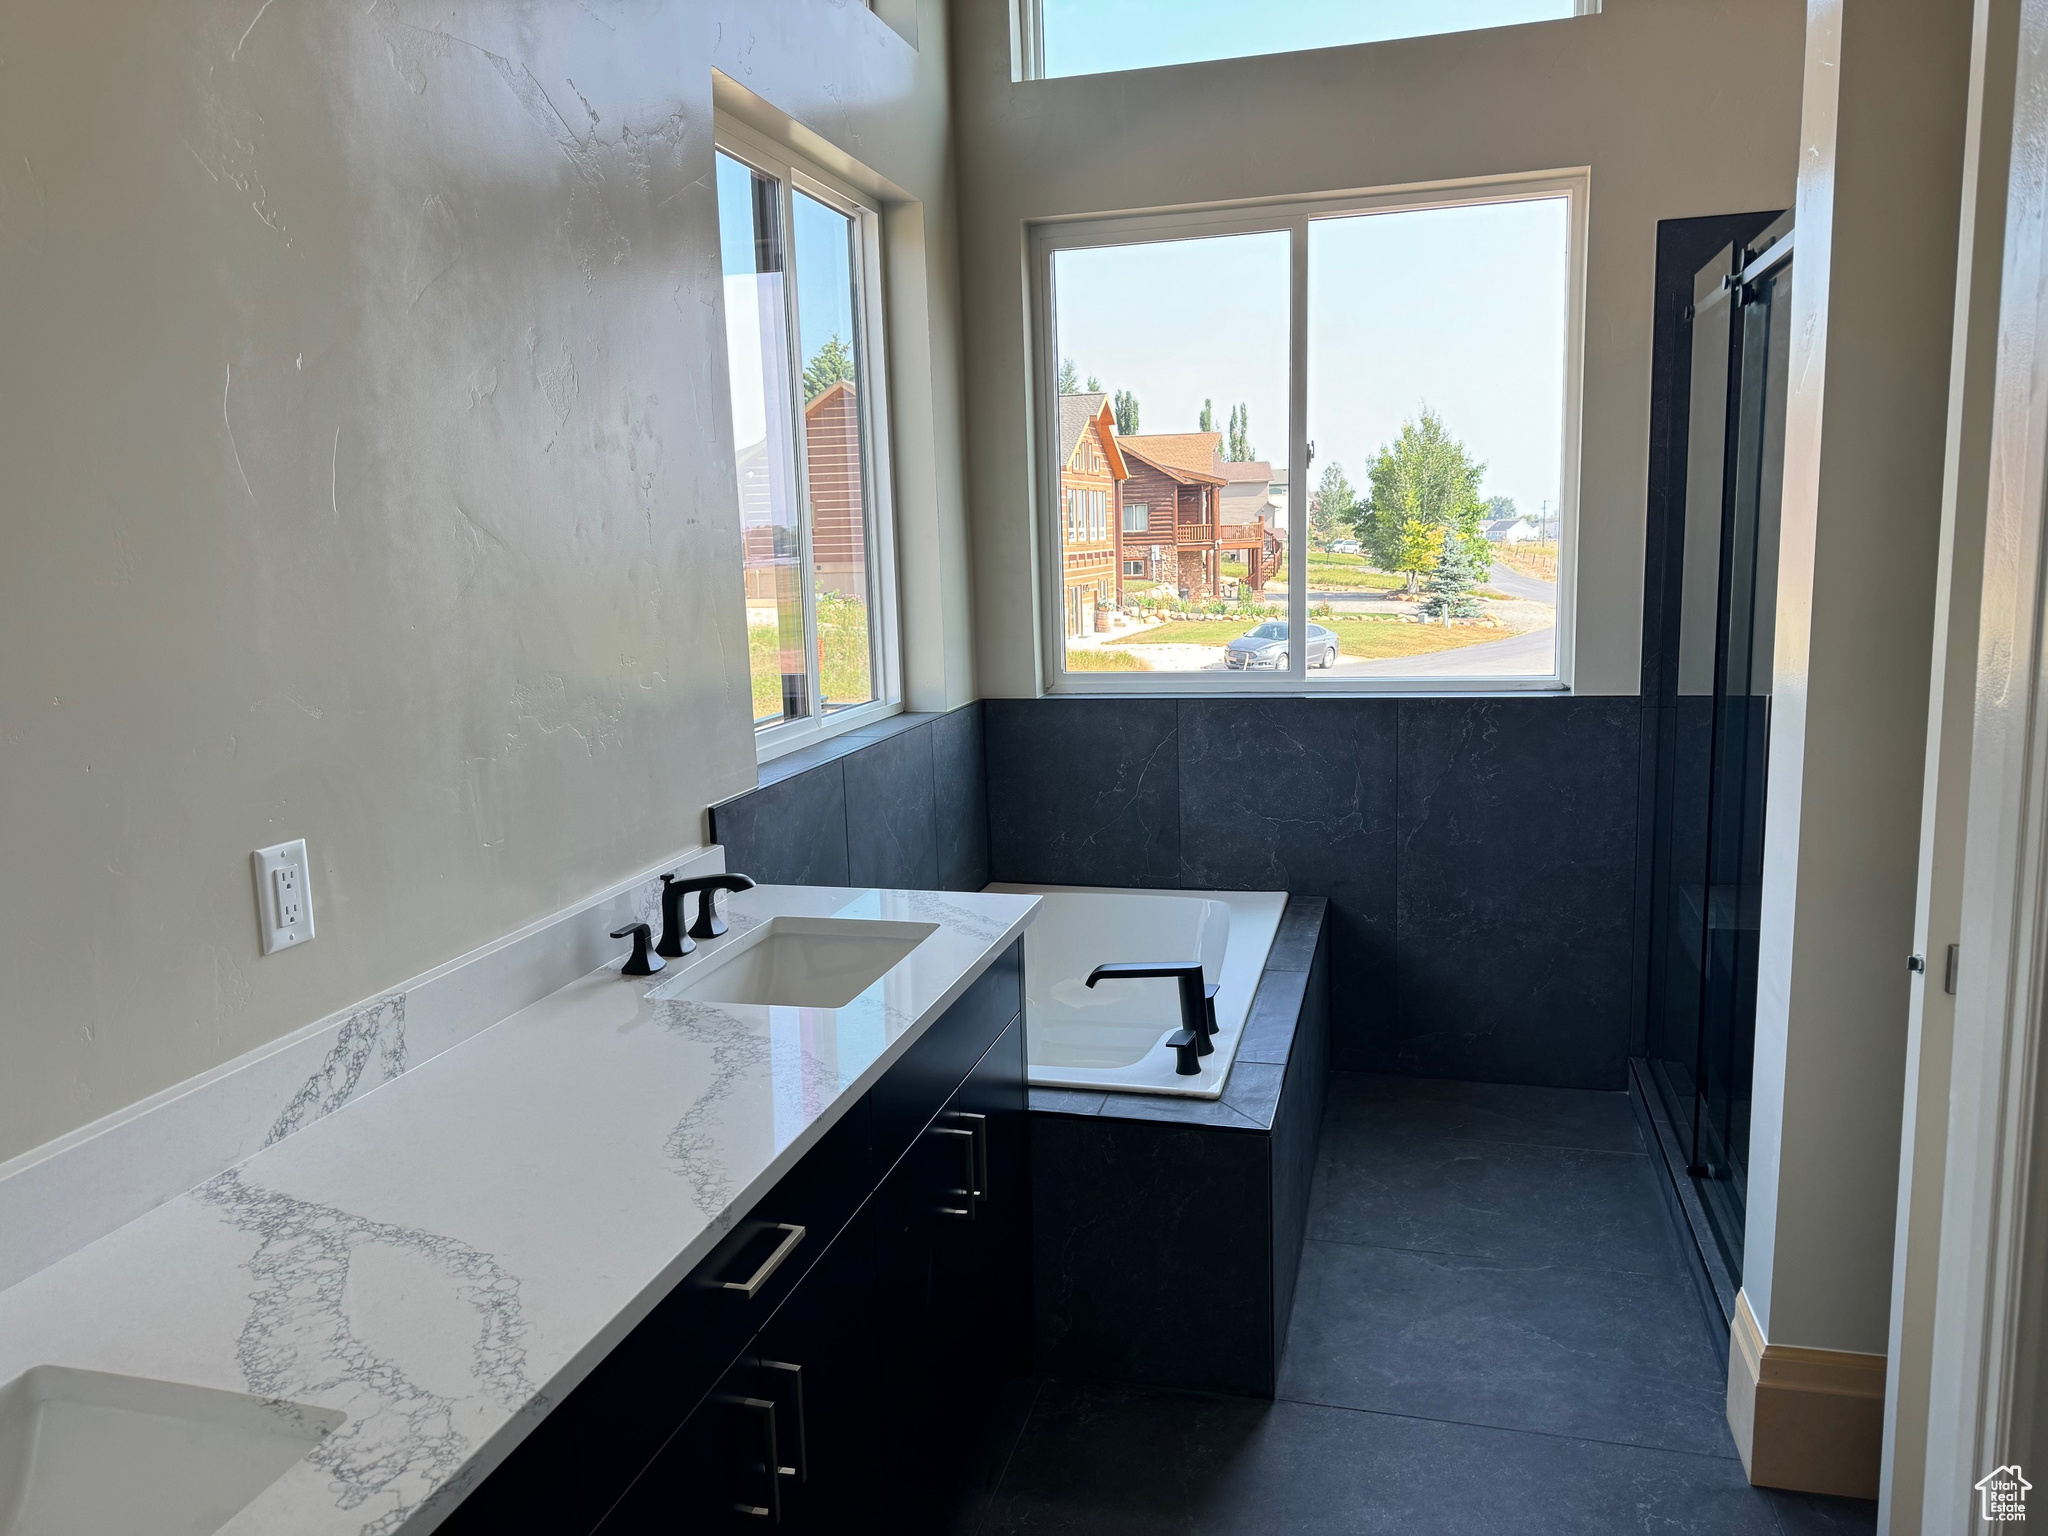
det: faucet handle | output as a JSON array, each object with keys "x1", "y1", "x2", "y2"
[
  {"x1": 669, "y1": 873, "x2": 758, "y2": 940},
  {"x1": 610, "y1": 923, "x2": 665, "y2": 977},
  {"x1": 1164, "y1": 1029, "x2": 1203, "y2": 1076}
]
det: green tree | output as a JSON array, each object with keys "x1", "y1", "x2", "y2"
[
  {"x1": 803, "y1": 333, "x2": 856, "y2": 402},
  {"x1": 1199, "y1": 398, "x2": 1214, "y2": 432},
  {"x1": 1355, "y1": 407, "x2": 1490, "y2": 591},
  {"x1": 1113, "y1": 389, "x2": 1140, "y2": 435},
  {"x1": 1058, "y1": 357, "x2": 1080, "y2": 395},
  {"x1": 1419, "y1": 527, "x2": 1486, "y2": 624},
  {"x1": 1086, "y1": 373, "x2": 1102, "y2": 392},
  {"x1": 1309, "y1": 462, "x2": 1355, "y2": 551},
  {"x1": 1486, "y1": 494, "x2": 1518, "y2": 524},
  {"x1": 1226, "y1": 402, "x2": 1254, "y2": 461}
]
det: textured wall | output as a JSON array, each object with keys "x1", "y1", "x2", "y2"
[
  {"x1": 950, "y1": 0, "x2": 1805, "y2": 697},
  {"x1": 0, "y1": 0, "x2": 960, "y2": 1160}
]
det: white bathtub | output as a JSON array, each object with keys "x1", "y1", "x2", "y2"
[{"x1": 987, "y1": 884, "x2": 1287, "y2": 1099}]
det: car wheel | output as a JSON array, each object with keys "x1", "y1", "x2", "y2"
[{"x1": 1320, "y1": 645, "x2": 1335, "y2": 668}]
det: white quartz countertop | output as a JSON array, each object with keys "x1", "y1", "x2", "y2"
[{"x1": 0, "y1": 885, "x2": 1038, "y2": 1536}]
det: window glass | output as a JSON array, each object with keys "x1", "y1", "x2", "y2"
[
  {"x1": 717, "y1": 152, "x2": 806, "y2": 727},
  {"x1": 1039, "y1": 0, "x2": 1582, "y2": 80},
  {"x1": 1049, "y1": 230, "x2": 1290, "y2": 675},
  {"x1": 792, "y1": 189, "x2": 876, "y2": 714},
  {"x1": 717, "y1": 144, "x2": 891, "y2": 743},
  {"x1": 1304, "y1": 196, "x2": 1569, "y2": 681}
]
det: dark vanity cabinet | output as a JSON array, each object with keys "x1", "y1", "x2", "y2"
[{"x1": 437, "y1": 941, "x2": 1026, "y2": 1536}]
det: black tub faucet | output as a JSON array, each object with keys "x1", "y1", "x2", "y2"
[
  {"x1": 660, "y1": 872, "x2": 757, "y2": 953},
  {"x1": 1085, "y1": 962, "x2": 1219, "y2": 1075}
]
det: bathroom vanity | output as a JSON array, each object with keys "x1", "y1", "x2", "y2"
[
  {"x1": 444, "y1": 936, "x2": 1030, "y2": 1534},
  {"x1": 0, "y1": 885, "x2": 1037, "y2": 1536}
]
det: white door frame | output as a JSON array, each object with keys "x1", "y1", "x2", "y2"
[{"x1": 1921, "y1": 0, "x2": 2048, "y2": 1517}]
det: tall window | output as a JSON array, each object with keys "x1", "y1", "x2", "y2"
[
  {"x1": 716, "y1": 130, "x2": 897, "y2": 752},
  {"x1": 1019, "y1": 0, "x2": 1594, "y2": 80},
  {"x1": 1035, "y1": 175, "x2": 1581, "y2": 691}
]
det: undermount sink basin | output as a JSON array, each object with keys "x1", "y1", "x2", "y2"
[
  {"x1": 0, "y1": 1365, "x2": 342, "y2": 1536},
  {"x1": 652, "y1": 916, "x2": 938, "y2": 1008}
]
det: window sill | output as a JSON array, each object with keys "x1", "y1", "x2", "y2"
[{"x1": 754, "y1": 699, "x2": 909, "y2": 772}]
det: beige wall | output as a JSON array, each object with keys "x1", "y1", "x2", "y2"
[
  {"x1": 951, "y1": 0, "x2": 1806, "y2": 698},
  {"x1": 0, "y1": 0, "x2": 964, "y2": 1161},
  {"x1": 1743, "y1": 0, "x2": 1971, "y2": 1362}
]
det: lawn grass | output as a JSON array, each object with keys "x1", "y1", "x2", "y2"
[
  {"x1": 1333, "y1": 621, "x2": 1511, "y2": 660},
  {"x1": 1105, "y1": 618, "x2": 1275, "y2": 647},
  {"x1": 1273, "y1": 558, "x2": 1405, "y2": 591},
  {"x1": 748, "y1": 592, "x2": 873, "y2": 720},
  {"x1": 1105, "y1": 614, "x2": 1519, "y2": 661},
  {"x1": 1065, "y1": 647, "x2": 1151, "y2": 670}
]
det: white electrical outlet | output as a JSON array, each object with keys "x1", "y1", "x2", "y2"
[{"x1": 252, "y1": 840, "x2": 316, "y2": 954}]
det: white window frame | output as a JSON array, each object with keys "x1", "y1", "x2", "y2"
[
  {"x1": 1028, "y1": 169, "x2": 1588, "y2": 696},
  {"x1": 716, "y1": 119, "x2": 904, "y2": 762}
]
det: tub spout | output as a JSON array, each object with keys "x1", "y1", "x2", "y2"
[{"x1": 1085, "y1": 962, "x2": 1217, "y2": 1057}]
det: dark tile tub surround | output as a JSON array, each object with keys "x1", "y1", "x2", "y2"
[
  {"x1": 986, "y1": 696, "x2": 1641, "y2": 1090},
  {"x1": 1029, "y1": 900, "x2": 1330, "y2": 1398},
  {"x1": 708, "y1": 704, "x2": 989, "y2": 893}
]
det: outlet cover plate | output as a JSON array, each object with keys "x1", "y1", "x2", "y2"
[{"x1": 252, "y1": 840, "x2": 315, "y2": 955}]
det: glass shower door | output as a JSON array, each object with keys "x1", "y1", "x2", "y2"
[{"x1": 1646, "y1": 214, "x2": 1792, "y2": 1280}]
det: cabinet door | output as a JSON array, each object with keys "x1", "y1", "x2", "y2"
[
  {"x1": 875, "y1": 1014, "x2": 1028, "y2": 1529},
  {"x1": 750, "y1": 1205, "x2": 879, "y2": 1531},
  {"x1": 596, "y1": 1349, "x2": 773, "y2": 1536}
]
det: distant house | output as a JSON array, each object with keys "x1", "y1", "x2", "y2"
[
  {"x1": 737, "y1": 378, "x2": 870, "y2": 607},
  {"x1": 1483, "y1": 515, "x2": 1539, "y2": 544},
  {"x1": 1114, "y1": 431, "x2": 1227, "y2": 603},
  {"x1": 1056, "y1": 392, "x2": 1128, "y2": 636},
  {"x1": 1216, "y1": 459, "x2": 1284, "y2": 596}
]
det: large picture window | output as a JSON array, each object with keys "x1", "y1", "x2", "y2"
[
  {"x1": 1033, "y1": 174, "x2": 1582, "y2": 692},
  {"x1": 1018, "y1": 0, "x2": 1595, "y2": 81},
  {"x1": 716, "y1": 128, "x2": 898, "y2": 754}
]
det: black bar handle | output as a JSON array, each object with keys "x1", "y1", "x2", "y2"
[
  {"x1": 1165, "y1": 1028, "x2": 1203, "y2": 1076},
  {"x1": 609, "y1": 923, "x2": 664, "y2": 977}
]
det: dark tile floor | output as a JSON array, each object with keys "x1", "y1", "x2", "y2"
[{"x1": 952, "y1": 1073, "x2": 1879, "y2": 1535}]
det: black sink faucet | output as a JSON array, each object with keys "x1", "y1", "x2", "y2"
[
  {"x1": 658, "y1": 872, "x2": 758, "y2": 956},
  {"x1": 1085, "y1": 962, "x2": 1219, "y2": 1076}
]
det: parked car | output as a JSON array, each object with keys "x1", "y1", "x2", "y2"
[
  {"x1": 1223, "y1": 621, "x2": 1340, "y2": 670},
  {"x1": 1328, "y1": 539, "x2": 1362, "y2": 555}
]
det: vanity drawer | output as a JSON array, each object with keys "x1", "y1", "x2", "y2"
[
  {"x1": 570, "y1": 1098, "x2": 871, "y2": 1526},
  {"x1": 870, "y1": 940, "x2": 1022, "y2": 1177}
]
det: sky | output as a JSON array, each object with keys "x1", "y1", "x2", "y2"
[
  {"x1": 717, "y1": 151, "x2": 861, "y2": 454},
  {"x1": 1053, "y1": 196, "x2": 1570, "y2": 520},
  {"x1": 1042, "y1": 0, "x2": 1577, "y2": 77}
]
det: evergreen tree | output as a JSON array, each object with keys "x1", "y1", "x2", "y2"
[
  {"x1": 1357, "y1": 407, "x2": 1490, "y2": 591},
  {"x1": 802, "y1": 333, "x2": 856, "y2": 402},
  {"x1": 1309, "y1": 462, "x2": 1355, "y2": 550},
  {"x1": 1419, "y1": 528, "x2": 1486, "y2": 624},
  {"x1": 1058, "y1": 357, "x2": 1080, "y2": 396},
  {"x1": 1199, "y1": 399, "x2": 1214, "y2": 433},
  {"x1": 1086, "y1": 373, "x2": 1102, "y2": 392},
  {"x1": 1113, "y1": 389, "x2": 1141, "y2": 435}
]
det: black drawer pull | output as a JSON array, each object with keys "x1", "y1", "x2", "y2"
[
  {"x1": 734, "y1": 1396, "x2": 785, "y2": 1523},
  {"x1": 932, "y1": 1126, "x2": 976, "y2": 1220},
  {"x1": 759, "y1": 1359, "x2": 807, "y2": 1483},
  {"x1": 952, "y1": 1111, "x2": 989, "y2": 1204},
  {"x1": 720, "y1": 1223, "x2": 807, "y2": 1298}
]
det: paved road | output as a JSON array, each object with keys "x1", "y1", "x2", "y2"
[{"x1": 1487, "y1": 560, "x2": 1556, "y2": 603}]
